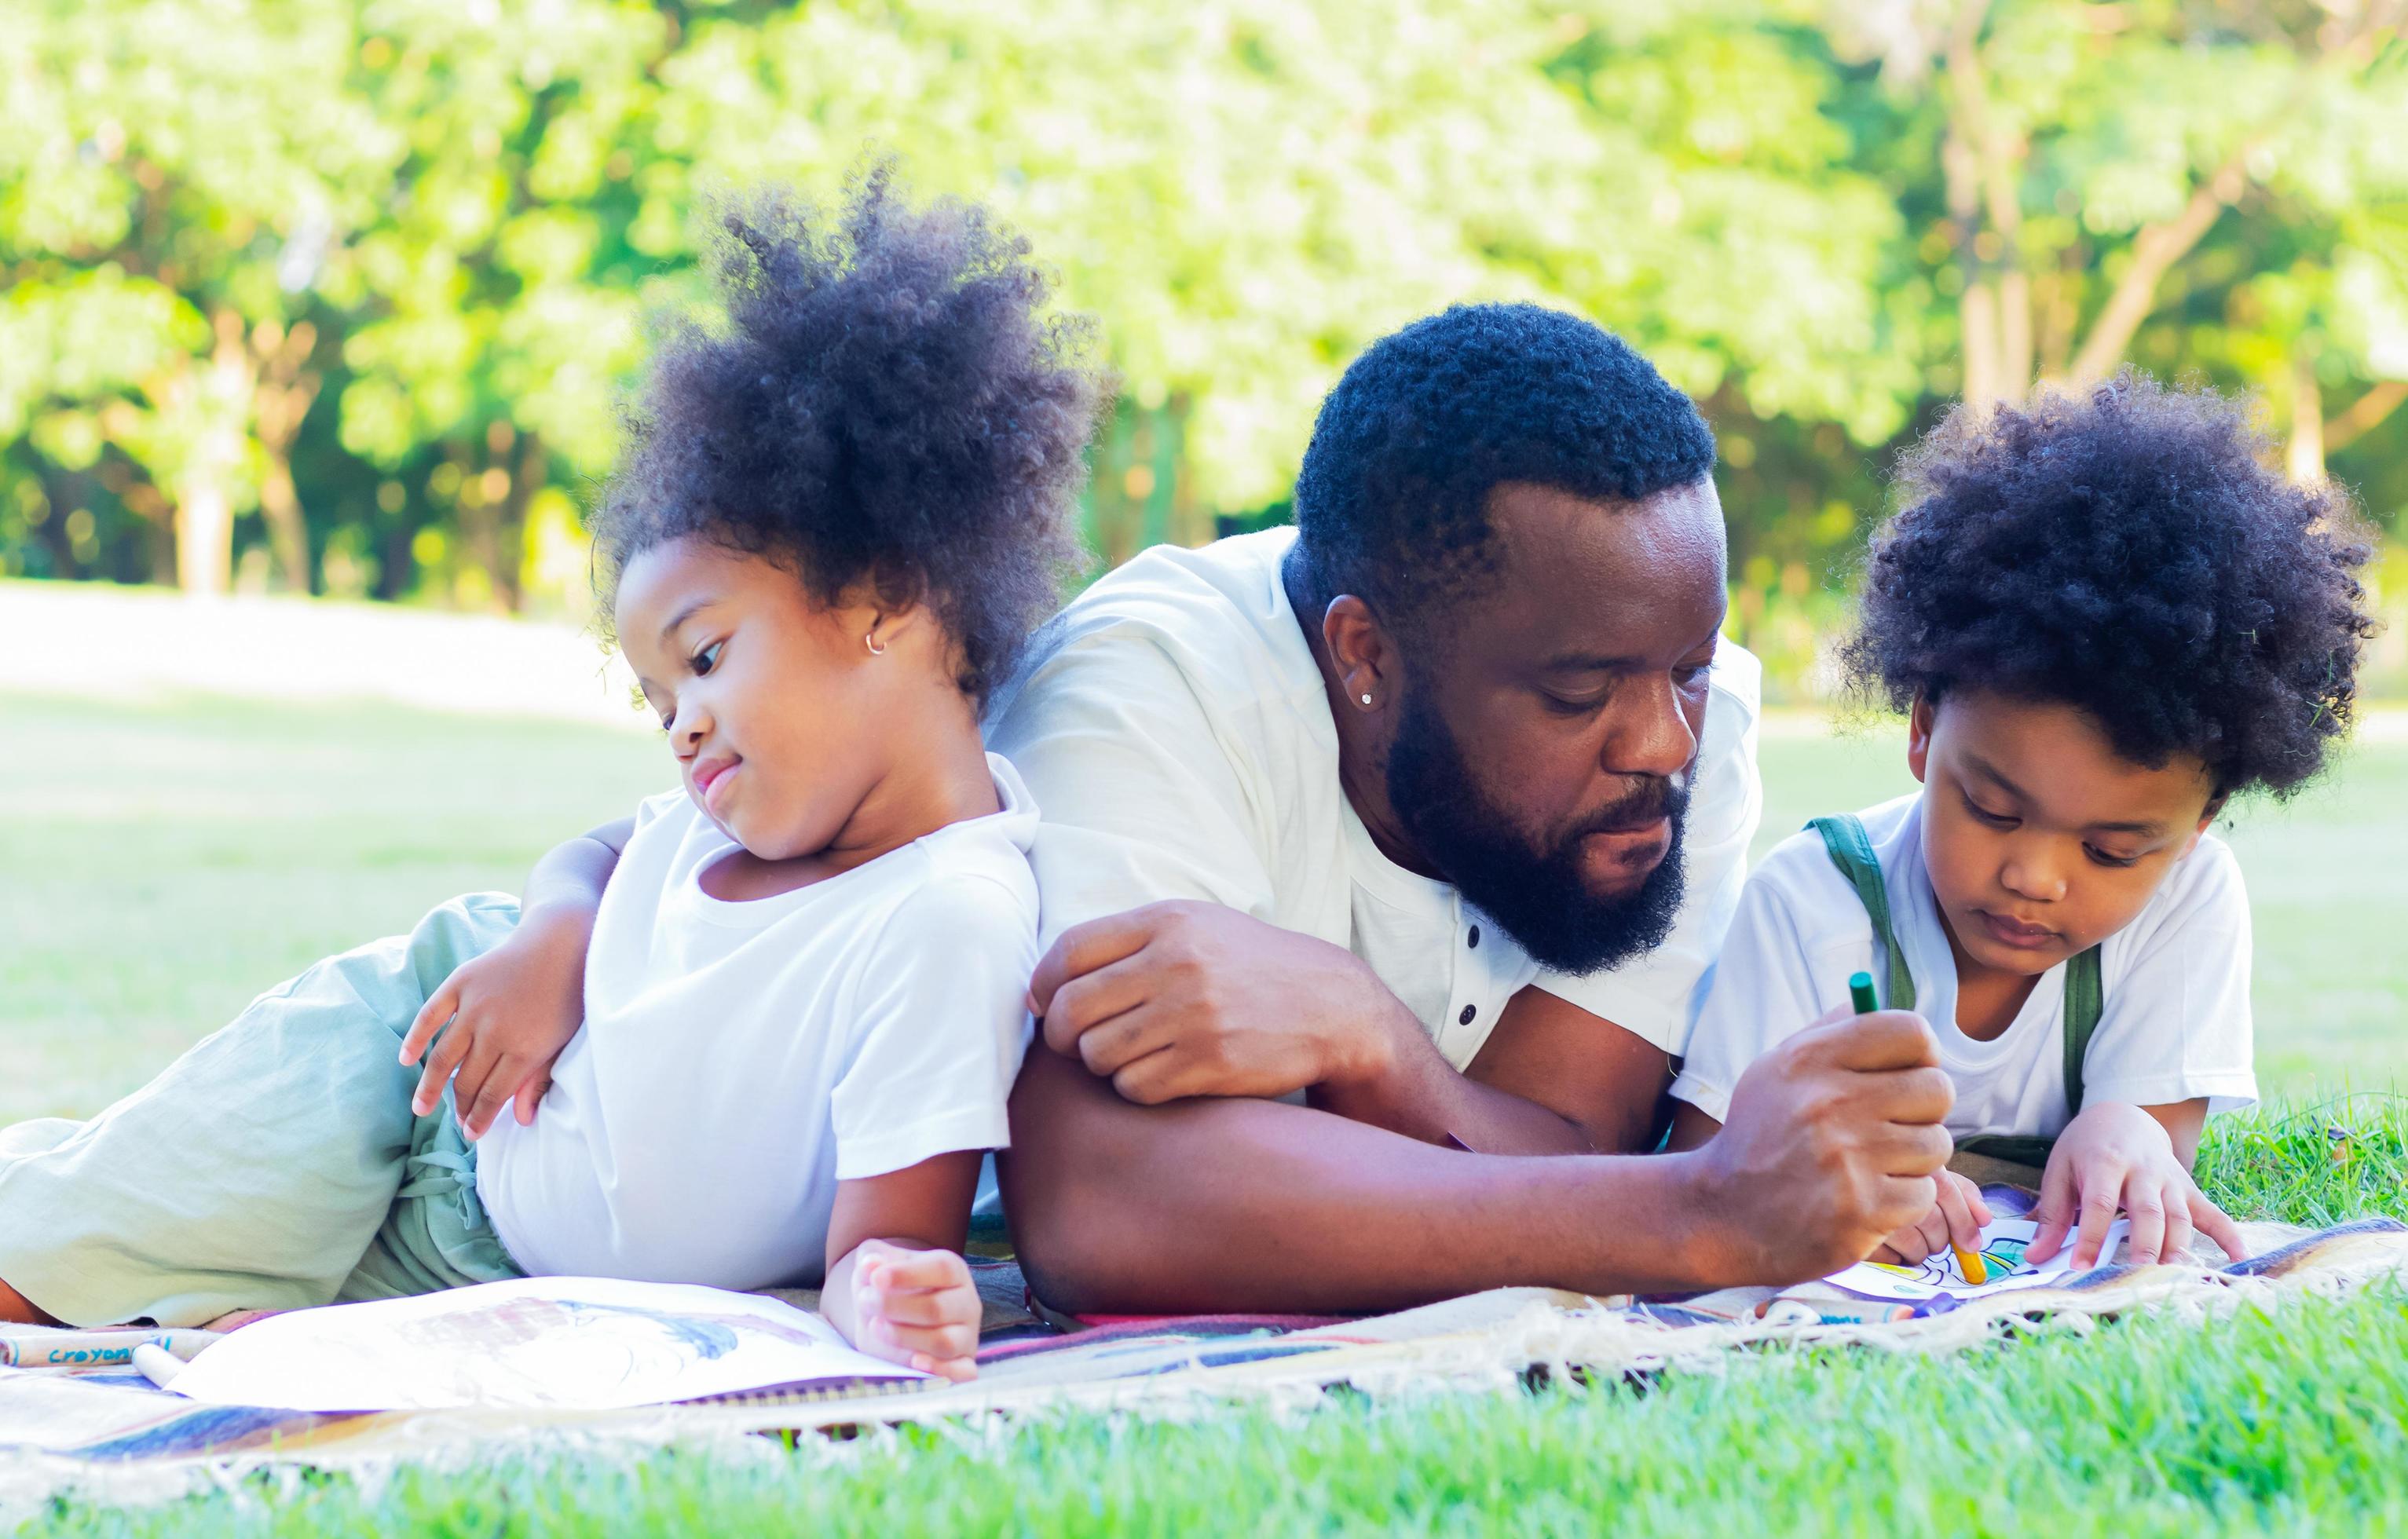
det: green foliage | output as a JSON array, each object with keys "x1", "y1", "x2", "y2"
[{"x1": 3, "y1": 2, "x2": 2406, "y2": 692}]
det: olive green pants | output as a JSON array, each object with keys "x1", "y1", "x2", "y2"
[{"x1": 0, "y1": 894, "x2": 525, "y2": 1327}]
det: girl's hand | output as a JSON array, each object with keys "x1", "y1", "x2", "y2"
[
  {"x1": 1869, "y1": 1168, "x2": 1992, "y2": 1266},
  {"x1": 398, "y1": 908, "x2": 592, "y2": 1138},
  {"x1": 2026, "y1": 1102, "x2": 2249, "y2": 1269},
  {"x1": 843, "y1": 1239, "x2": 982, "y2": 1383}
]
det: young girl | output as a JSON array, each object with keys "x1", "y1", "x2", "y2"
[
  {"x1": 1671, "y1": 375, "x2": 2373, "y2": 1277},
  {"x1": 0, "y1": 174, "x2": 1100, "y2": 1383}
]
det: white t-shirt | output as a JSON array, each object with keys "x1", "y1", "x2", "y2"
[
  {"x1": 985, "y1": 527, "x2": 1763, "y2": 1064},
  {"x1": 1671, "y1": 791, "x2": 2258, "y2": 1139},
  {"x1": 475, "y1": 755, "x2": 1041, "y2": 1290}
]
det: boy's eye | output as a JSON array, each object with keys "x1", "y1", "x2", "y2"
[
  {"x1": 2085, "y1": 845, "x2": 2140, "y2": 869},
  {"x1": 691, "y1": 641, "x2": 724, "y2": 676},
  {"x1": 1962, "y1": 791, "x2": 2018, "y2": 828}
]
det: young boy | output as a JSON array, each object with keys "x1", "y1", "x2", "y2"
[{"x1": 1670, "y1": 375, "x2": 2373, "y2": 1278}]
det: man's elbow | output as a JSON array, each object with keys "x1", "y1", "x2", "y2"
[{"x1": 996, "y1": 1052, "x2": 1158, "y2": 1315}]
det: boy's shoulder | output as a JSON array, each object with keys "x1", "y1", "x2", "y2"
[
  {"x1": 2105, "y1": 826, "x2": 2248, "y2": 961},
  {"x1": 1746, "y1": 791, "x2": 1922, "y2": 905}
]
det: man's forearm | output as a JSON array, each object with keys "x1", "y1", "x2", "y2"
[
  {"x1": 1001, "y1": 1050, "x2": 1736, "y2": 1315},
  {"x1": 1309, "y1": 1022, "x2": 1592, "y2": 1154}
]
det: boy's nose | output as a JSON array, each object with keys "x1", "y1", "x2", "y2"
[{"x1": 1999, "y1": 851, "x2": 2067, "y2": 902}]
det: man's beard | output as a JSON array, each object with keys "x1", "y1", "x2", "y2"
[{"x1": 1385, "y1": 687, "x2": 1690, "y2": 975}]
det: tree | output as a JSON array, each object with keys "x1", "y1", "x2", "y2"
[{"x1": 0, "y1": 0, "x2": 395, "y2": 593}]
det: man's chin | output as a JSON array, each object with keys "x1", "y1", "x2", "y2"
[{"x1": 1575, "y1": 824, "x2": 1672, "y2": 895}]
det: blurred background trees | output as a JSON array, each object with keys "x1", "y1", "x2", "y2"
[{"x1": 5, "y1": 0, "x2": 2403, "y2": 696}]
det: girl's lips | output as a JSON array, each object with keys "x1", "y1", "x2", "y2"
[
  {"x1": 693, "y1": 757, "x2": 739, "y2": 812},
  {"x1": 1977, "y1": 908, "x2": 2060, "y2": 949}
]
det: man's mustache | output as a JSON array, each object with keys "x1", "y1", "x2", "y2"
[{"x1": 1569, "y1": 776, "x2": 1689, "y2": 839}]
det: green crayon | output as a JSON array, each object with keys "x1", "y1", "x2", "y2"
[{"x1": 1848, "y1": 971, "x2": 1879, "y2": 1014}]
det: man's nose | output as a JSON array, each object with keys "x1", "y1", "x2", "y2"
[{"x1": 1604, "y1": 672, "x2": 1700, "y2": 780}]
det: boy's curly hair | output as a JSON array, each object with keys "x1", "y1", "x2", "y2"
[
  {"x1": 1842, "y1": 372, "x2": 2376, "y2": 799},
  {"x1": 591, "y1": 169, "x2": 1101, "y2": 707}
]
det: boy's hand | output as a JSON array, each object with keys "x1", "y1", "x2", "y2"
[
  {"x1": 844, "y1": 1240, "x2": 982, "y2": 1383},
  {"x1": 399, "y1": 909, "x2": 591, "y2": 1138},
  {"x1": 1870, "y1": 1168, "x2": 1993, "y2": 1266},
  {"x1": 2026, "y1": 1102, "x2": 2249, "y2": 1269}
]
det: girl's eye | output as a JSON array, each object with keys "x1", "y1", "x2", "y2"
[
  {"x1": 691, "y1": 641, "x2": 724, "y2": 677},
  {"x1": 2086, "y1": 846, "x2": 2140, "y2": 869}
]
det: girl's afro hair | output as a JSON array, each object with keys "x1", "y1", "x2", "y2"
[{"x1": 591, "y1": 167, "x2": 1102, "y2": 707}]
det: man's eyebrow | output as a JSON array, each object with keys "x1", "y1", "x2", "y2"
[{"x1": 1538, "y1": 651, "x2": 1645, "y2": 674}]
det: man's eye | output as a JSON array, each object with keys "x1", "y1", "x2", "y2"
[
  {"x1": 691, "y1": 641, "x2": 723, "y2": 676},
  {"x1": 1676, "y1": 662, "x2": 1714, "y2": 688},
  {"x1": 1543, "y1": 693, "x2": 1605, "y2": 716}
]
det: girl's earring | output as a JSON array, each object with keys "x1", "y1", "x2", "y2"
[{"x1": 865, "y1": 628, "x2": 887, "y2": 656}]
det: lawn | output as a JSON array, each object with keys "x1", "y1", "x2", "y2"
[{"x1": 7, "y1": 689, "x2": 2406, "y2": 1535}]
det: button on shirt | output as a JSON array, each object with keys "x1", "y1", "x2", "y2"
[{"x1": 986, "y1": 527, "x2": 1764, "y2": 1066}]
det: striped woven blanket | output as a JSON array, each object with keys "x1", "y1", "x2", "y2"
[{"x1": 4, "y1": 1204, "x2": 2403, "y2": 1510}]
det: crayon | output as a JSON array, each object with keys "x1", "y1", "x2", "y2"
[{"x1": 1848, "y1": 971, "x2": 1879, "y2": 1014}]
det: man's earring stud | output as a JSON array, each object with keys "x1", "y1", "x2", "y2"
[{"x1": 1360, "y1": 693, "x2": 1374, "y2": 707}]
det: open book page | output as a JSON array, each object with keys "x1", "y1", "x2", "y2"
[
  {"x1": 164, "y1": 1277, "x2": 929, "y2": 1412},
  {"x1": 1821, "y1": 1218, "x2": 2129, "y2": 1303}
]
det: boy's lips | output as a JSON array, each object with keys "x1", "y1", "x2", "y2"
[{"x1": 1976, "y1": 908, "x2": 2060, "y2": 949}]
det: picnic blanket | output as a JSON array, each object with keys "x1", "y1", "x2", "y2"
[{"x1": 5, "y1": 1201, "x2": 2404, "y2": 1515}]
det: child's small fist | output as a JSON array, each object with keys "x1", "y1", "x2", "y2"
[
  {"x1": 1870, "y1": 1168, "x2": 1992, "y2": 1266},
  {"x1": 850, "y1": 1240, "x2": 982, "y2": 1383}
]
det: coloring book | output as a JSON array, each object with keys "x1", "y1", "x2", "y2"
[
  {"x1": 161, "y1": 1277, "x2": 927, "y2": 1412},
  {"x1": 1822, "y1": 1219, "x2": 2128, "y2": 1303}
]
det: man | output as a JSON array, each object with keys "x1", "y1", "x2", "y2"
[{"x1": 987, "y1": 304, "x2": 1952, "y2": 1314}]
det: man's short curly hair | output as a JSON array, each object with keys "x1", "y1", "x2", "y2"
[
  {"x1": 590, "y1": 170, "x2": 1101, "y2": 707},
  {"x1": 1290, "y1": 303, "x2": 1717, "y2": 634},
  {"x1": 1842, "y1": 373, "x2": 2376, "y2": 799}
]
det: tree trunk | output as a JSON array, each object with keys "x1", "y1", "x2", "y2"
[
  {"x1": 251, "y1": 320, "x2": 321, "y2": 594},
  {"x1": 256, "y1": 459, "x2": 312, "y2": 594},
  {"x1": 173, "y1": 466, "x2": 234, "y2": 596},
  {"x1": 2287, "y1": 350, "x2": 2325, "y2": 484}
]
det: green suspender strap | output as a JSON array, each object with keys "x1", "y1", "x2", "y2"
[{"x1": 1806, "y1": 814, "x2": 2104, "y2": 1172}]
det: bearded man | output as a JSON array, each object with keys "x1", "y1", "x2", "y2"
[{"x1": 986, "y1": 302, "x2": 1952, "y2": 1314}]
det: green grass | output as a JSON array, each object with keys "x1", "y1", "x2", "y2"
[
  {"x1": 27, "y1": 1285, "x2": 2408, "y2": 1536},
  {"x1": 9, "y1": 690, "x2": 2408, "y2": 1536}
]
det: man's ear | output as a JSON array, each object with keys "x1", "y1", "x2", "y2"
[
  {"x1": 1322, "y1": 594, "x2": 1395, "y2": 713},
  {"x1": 1906, "y1": 695, "x2": 1937, "y2": 785}
]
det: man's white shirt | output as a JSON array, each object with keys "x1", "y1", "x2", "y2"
[{"x1": 986, "y1": 527, "x2": 1764, "y2": 1066}]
